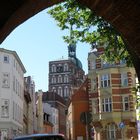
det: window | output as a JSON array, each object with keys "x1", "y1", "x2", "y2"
[
  {"x1": 1, "y1": 99, "x2": 9, "y2": 118},
  {"x1": 52, "y1": 76, "x2": 56, "y2": 84},
  {"x1": 14, "y1": 59, "x2": 16, "y2": 67},
  {"x1": 64, "y1": 63, "x2": 68, "y2": 71},
  {"x1": 64, "y1": 86, "x2": 69, "y2": 97},
  {"x1": 3, "y1": 55, "x2": 9, "y2": 63},
  {"x1": 58, "y1": 75, "x2": 62, "y2": 83},
  {"x1": 107, "y1": 124, "x2": 116, "y2": 140},
  {"x1": 122, "y1": 96, "x2": 129, "y2": 111},
  {"x1": 1, "y1": 129, "x2": 8, "y2": 140},
  {"x1": 13, "y1": 102, "x2": 14, "y2": 119},
  {"x1": 102, "y1": 98, "x2": 112, "y2": 112},
  {"x1": 52, "y1": 87, "x2": 56, "y2": 93},
  {"x1": 121, "y1": 73, "x2": 128, "y2": 86},
  {"x1": 103, "y1": 61, "x2": 110, "y2": 68},
  {"x1": 16, "y1": 79, "x2": 18, "y2": 93},
  {"x1": 13, "y1": 76, "x2": 15, "y2": 91},
  {"x1": 58, "y1": 87, "x2": 63, "y2": 97},
  {"x1": 2, "y1": 73, "x2": 10, "y2": 88},
  {"x1": 101, "y1": 74, "x2": 110, "y2": 88},
  {"x1": 51, "y1": 65, "x2": 56, "y2": 72},
  {"x1": 64, "y1": 75, "x2": 69, "y2": 83}
]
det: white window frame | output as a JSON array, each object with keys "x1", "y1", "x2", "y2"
[
  {"x1": 1, "y1": 99, "x2": 9, "y2": 118},
  {"x1": 107, "y1": 124, "x2": 116, "y2": 140},
  {"x1": 1, "y1": 129, "x2": 8, "y2": 140},
  {"x1": 52, "y1": 65, "x2": 56, "y2": 72},
  {"x1": 2, "y1": 73, "x2": 10, "y2": 88},
  {"x1": 102, "y1": 97, "x2": 112, "y2": 112},
  {"x1": 52, "y1": 76, "x2": 56, "y2": 83},
  {"x1": 58, "y1": 87, "x2": 63, "y2": 97},
  {"x1": 64, "y1": 63, "x2": 68, "y2": 71},
  {"x1": 64, "y1": 86, "x2": 69, "y2": 97},
  {"x1": 100, "y1": 74, "x2": 110, "y2": 88},
  {"x1": 121, "y1": 73, "x2": 128, "y2": 86},
  {"x1": 3, "y1": 55, "x2": 9, "y2": 63},
  {"x1": 52, "y1": 87, "x2": 56, "y2": 93},
  {"x1": 58, "y1": 75, "x2": 62, "y2": 83},
  {"x1": 122, "y1": 96, "x2": 129, "y2": 111},
  {"x1": 64, "y1": 75, "x2": 69, "y2": 83}
]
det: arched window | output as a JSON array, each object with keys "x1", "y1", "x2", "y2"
[
  {"x1": 52, "y1": 76, "x2": 56, "y2": 83},
  {"x1": 107, "y1": 123, "x2": 116, "y2": 140},
  {"x1": 52, "y1": 87, "x2": 56, "y2": 93},
  {"x1": 58, "y1": 75, "x2": 62, "y2": 83},
  {"x1": 64, "y1": 75, "x2": 69, "y2": 83},
  {"x1": 64, "y1": 63, "x2": 68, "y2": 71},
  {"x1": 64, "y1": 86, "x2": 69, "y2": 97},
  {"x1": 58, "y1": 87, "x2": 63, "y2": 97},
  {"x1": 52, "y1": 65, "x2": 56, "y2": 72}
]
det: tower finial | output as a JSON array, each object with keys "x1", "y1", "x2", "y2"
[{"x1": 68, "y1": 24, "x2": 76, "y2": 58}]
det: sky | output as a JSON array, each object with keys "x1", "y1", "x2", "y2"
[{"x1": 0, "y1": 8, "x2": 91, "y2": 92}]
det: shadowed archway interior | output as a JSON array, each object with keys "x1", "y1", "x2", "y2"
[{"x1": 0, "y1": 0, "x2": 140, "y2": 79}]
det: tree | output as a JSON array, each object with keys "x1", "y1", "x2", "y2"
[{"x1": 47, "y1": 0, "x2": 133, "y2": 66}]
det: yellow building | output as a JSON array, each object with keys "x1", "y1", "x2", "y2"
[
  {"x1": 23, "y1": 76, "x2": 37, "y2": 135},
  {"x1": 88, "y1": 46, "x2": 138, "y2": 140},
  {"x1": 36, "y1": 90, "x2": 44, "y2": 133}
]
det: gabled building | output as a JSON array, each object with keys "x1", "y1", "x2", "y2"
[
  {"x1": 66, "y1": 79, "x2": 89, "y2": 140},
  {"x1": 88, "y1": 46, "x2": 138, "y2": 140}
]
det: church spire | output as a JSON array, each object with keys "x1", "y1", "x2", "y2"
[{"x1": 68, "y1": 24, "x2": 76, "y2": 58}]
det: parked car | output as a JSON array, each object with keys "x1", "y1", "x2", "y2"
[{"x1": 13, "y1": 133, "x2": 65, "y2": 140}]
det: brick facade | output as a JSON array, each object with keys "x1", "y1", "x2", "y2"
[{"x1": 88, "y1": 46, "x2": 138, "y2": 140}]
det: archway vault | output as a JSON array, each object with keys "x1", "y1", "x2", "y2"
[{"x1": 0, "y1": 0, "x2": 140, "y2": 79}]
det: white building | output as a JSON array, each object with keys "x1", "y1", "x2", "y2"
[
  {"x1": 0, "y1": 48, "x2": 26, "y2": 139},
  {"x1": 43, "y1": 102, "x2": 59, "y2": 133}
]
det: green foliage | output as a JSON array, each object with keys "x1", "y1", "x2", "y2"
[
  {"x1": 47, "y1": 0, "x2": 133, "y2": 66},
  {"x1": 132, "y1": 84, "x2": 140, "y2": 109}
]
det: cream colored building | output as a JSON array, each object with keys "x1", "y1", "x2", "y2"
[
  {"x1": 88, "y1": 46, "x2": 138, "y2": 140},
  {"x1": 23, "y1": 76, "x2": 37, "y2": 134},
  {"x1": 36, "y1": 90, "x2": 44, "y2": 133}
]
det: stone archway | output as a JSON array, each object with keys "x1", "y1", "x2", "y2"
[{"x1": 0, "y1": 0, "x2": 140, "y2": 79}]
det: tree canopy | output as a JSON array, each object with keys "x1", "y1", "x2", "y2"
[{"x1": 47, "y1": 0, "x2": 132, "y2": 66}]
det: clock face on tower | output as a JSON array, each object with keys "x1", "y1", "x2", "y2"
[{"x1": 56, "y1": 66, "x2": 63, "y2": 72}]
